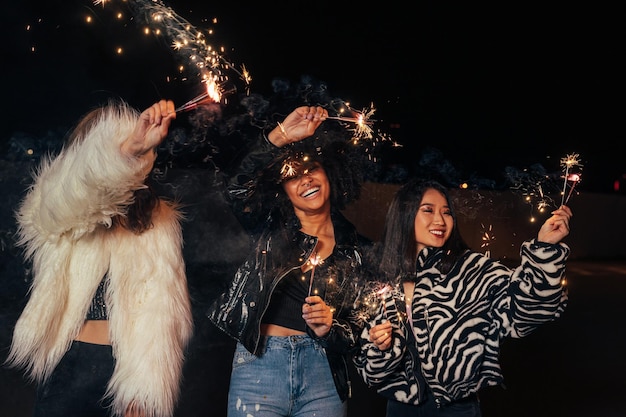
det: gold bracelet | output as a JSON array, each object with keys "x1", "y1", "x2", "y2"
[{"x1": 277, "y1": 122, "x2": 290, "y2": 142}]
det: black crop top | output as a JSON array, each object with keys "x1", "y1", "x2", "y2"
[
  {"x1": 86, "y1": 277, "x2": 109, "y2": 320},
  {"x1": 261, "y1": 268, "x2": 311, "y2": 332}
]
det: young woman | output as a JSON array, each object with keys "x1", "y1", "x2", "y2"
[
  {"x1": 353, "y1": 178, "x2": 572, "y2": 417},
  {"x1": 6, "y1": 99, "x2": 193, "y2": 417},
  {"x1": 208, "y1": 106, "x2": 371, "y2": 417}
]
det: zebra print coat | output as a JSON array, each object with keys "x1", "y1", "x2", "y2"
[{"x1": 353, "y1": 239, "x2": 569, "y2": 406}]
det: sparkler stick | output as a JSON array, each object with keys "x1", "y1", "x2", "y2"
[
  {"x1": 559, "y1": 153, "x2": 583, "y2": 206},
  {"x1": 560, "y1": 165, "x2": 571, "y2": 207},
  {"x1": 325, "y1": 116, "x2": 373, "y2": 124},
  {"x1": 563, "y1": 173, "x2": 581, "y2": 205},
  {"x1": 376, "y1": 285, "x2": 391, "y2": 317},
  {"x1": 175, "y1": 75, "x2": 223, "y2": 113},
  {"x1": 326, "y1": 104, "x2": 377, "y2": 140},
  {"x1": 307, "y1": 253, "x2": 321, "y2": 297},
  {"x1": 175, "y1": 92, "x2": 211, "y2": 113}
]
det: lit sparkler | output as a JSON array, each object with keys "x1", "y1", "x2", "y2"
[
  {"x1": 560, "y1": 153, "x2": 583, "y2": 206},
  {"x1": 349, "y1": 281, "x2": 406, "y2": 327},
  {"x1": 480, "y1": 223, "x2": 496, "y2": 258},
  {"x1": 175, "y1": 77, "x2": 221, "y2": 112},
  {"x1": 94, "y1": 0, "x2": 250, "y2": 100},
  {"x1": 307, "y1": 253, "x2": 322, "y2": 297},
  {"x1": 327, "y1": 103, "x2": 376, "y2": 141}
]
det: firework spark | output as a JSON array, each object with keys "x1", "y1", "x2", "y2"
[
  {"x1": 480, "y1": 223, "x2": 496, "y2": 258},
  {"x1": 327, "y1": 103, "x2": 376, "y2": 141},
  {"x1": 94, "y1": 0, "x2": 249, "y2": 101},
  {"x1": 350, "y1": 281, "x2": 407, "y2": 327},
  {"x1": 507, "y1": 164, "x2": 557, "y2": 221}
]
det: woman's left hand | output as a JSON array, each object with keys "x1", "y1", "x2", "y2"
[
  {"x1": 302, "y1": 296, "x2": 333, "y2": 338},
  {"x1": 537, "y1": 205, "x2": 572, "y2": 244}
]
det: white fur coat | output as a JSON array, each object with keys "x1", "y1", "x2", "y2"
[{"x1": 6, "y1": 103, "x2": 193, "y2": 417}]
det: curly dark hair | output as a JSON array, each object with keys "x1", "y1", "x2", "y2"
[{"x1": 226, "y1": 77, "x2": 377, "y2": 232}]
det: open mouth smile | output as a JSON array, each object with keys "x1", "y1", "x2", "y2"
[{"x1": 301, "y1": 187, "x2": 320, "y2": 198}]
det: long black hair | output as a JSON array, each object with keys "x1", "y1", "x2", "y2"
[{"x1": 378, "y1": 178, "x2": 469, "y2": 279}]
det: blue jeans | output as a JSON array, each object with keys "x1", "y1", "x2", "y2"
[
  {"x1": 228, "y1": 335, "x2": 347, "y2": 417},
  {"x1": 386, "y1": 391, "x2": 482, "y2": 417}
]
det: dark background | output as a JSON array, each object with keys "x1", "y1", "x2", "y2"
[
  {"x1": 2, "y1": 0, "x2": 624, "y2": 193},
  {"x1": 1, "y1": 2, "x2": 625, "y2": 417}
]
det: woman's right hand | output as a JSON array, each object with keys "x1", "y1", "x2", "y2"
[
  {"x1": 123, "y1": 99, "x2": 176, "y2": 157},
  {"x1": 369, "y1": 321, "x2": 393, "y2": 351},
  {"x1": 267, "y1": 106, "x2": 328, "y2": 147}
]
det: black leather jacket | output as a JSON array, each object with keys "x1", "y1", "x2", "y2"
[{"x1": 207, "y1": 135, "x2": 370, "y2": 401}]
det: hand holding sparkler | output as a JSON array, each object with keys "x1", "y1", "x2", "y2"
[
  {"x1": 302, "y1": 294, "x2": 333, "y2": 338},
  {"x1": 301, "y1": 252, "x2": 332, "y2": 337},
  {"x1": 124, "y1": 99, "x2": 176, "y2": 157},
  {"x1": 369, "y1": 321, "x2": 393, "y2": 351},
  {"x1": 537, "y1": 205, "x2": 573, "y2": 245},
  {"x1": 266, "y1": 106, "x2": 328, "y2": 147}
]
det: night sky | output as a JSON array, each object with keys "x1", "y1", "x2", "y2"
[{"x1": 2, "y1": 0, "x2": 622, "y2": 193}]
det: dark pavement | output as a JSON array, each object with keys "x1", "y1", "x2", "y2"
[{"x1": 2, "y1": 260, "x2": 625, "y2": 417}]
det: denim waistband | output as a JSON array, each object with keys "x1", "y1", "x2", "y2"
[{"x1": 262, "y1": 334, "x2": 316, "y2": 348}]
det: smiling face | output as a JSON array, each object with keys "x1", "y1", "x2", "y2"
[
  {"x1": 281, "y1": 161, "x2": 331, "y2": 215},
  {"x1": 414, "y1": 188, "x2": 454, "y2": 252}
]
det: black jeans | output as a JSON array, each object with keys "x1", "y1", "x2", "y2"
[
  {"x1": 34, "y1": 341, "x2": 115, "y2": 417},
  {"x1": 386, "y1": 392, "x2": 482, "y2": 417}
]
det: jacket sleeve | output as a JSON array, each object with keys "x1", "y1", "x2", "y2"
[
  {"x1": 106, "y1": 201, "x2": 193, "y2": 417},
  {"x1": 16, "y1": 106, "x2": 148, "y2": 253},
  {"x1": 352, "y1": 292, "x2": 408, "y2": 388},
  {"x1": 496, "y1": 239, "x2": 570, "y2": 338}
]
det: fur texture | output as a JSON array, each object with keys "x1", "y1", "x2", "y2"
[{"x1": 6, "y1": 103, "x2": 193, "y2": 417}]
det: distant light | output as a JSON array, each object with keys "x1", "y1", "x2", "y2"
[
  {"x1": 27, "y1": 149, "x2": 34, "y2": 155},
  {"x1": 116, "y1": 47, "x2": 123, "y2": 55},
  {"x1": 460, "y1": 183, "x2": 468, "y2": 189}
]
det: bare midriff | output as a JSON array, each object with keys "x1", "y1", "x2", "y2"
[
  {"x1": 75, "y1": 320, "x2": 111, "y2": 345},
  {"x1": 260, "y1": 323, "x2": 306, "y2": 336}
]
